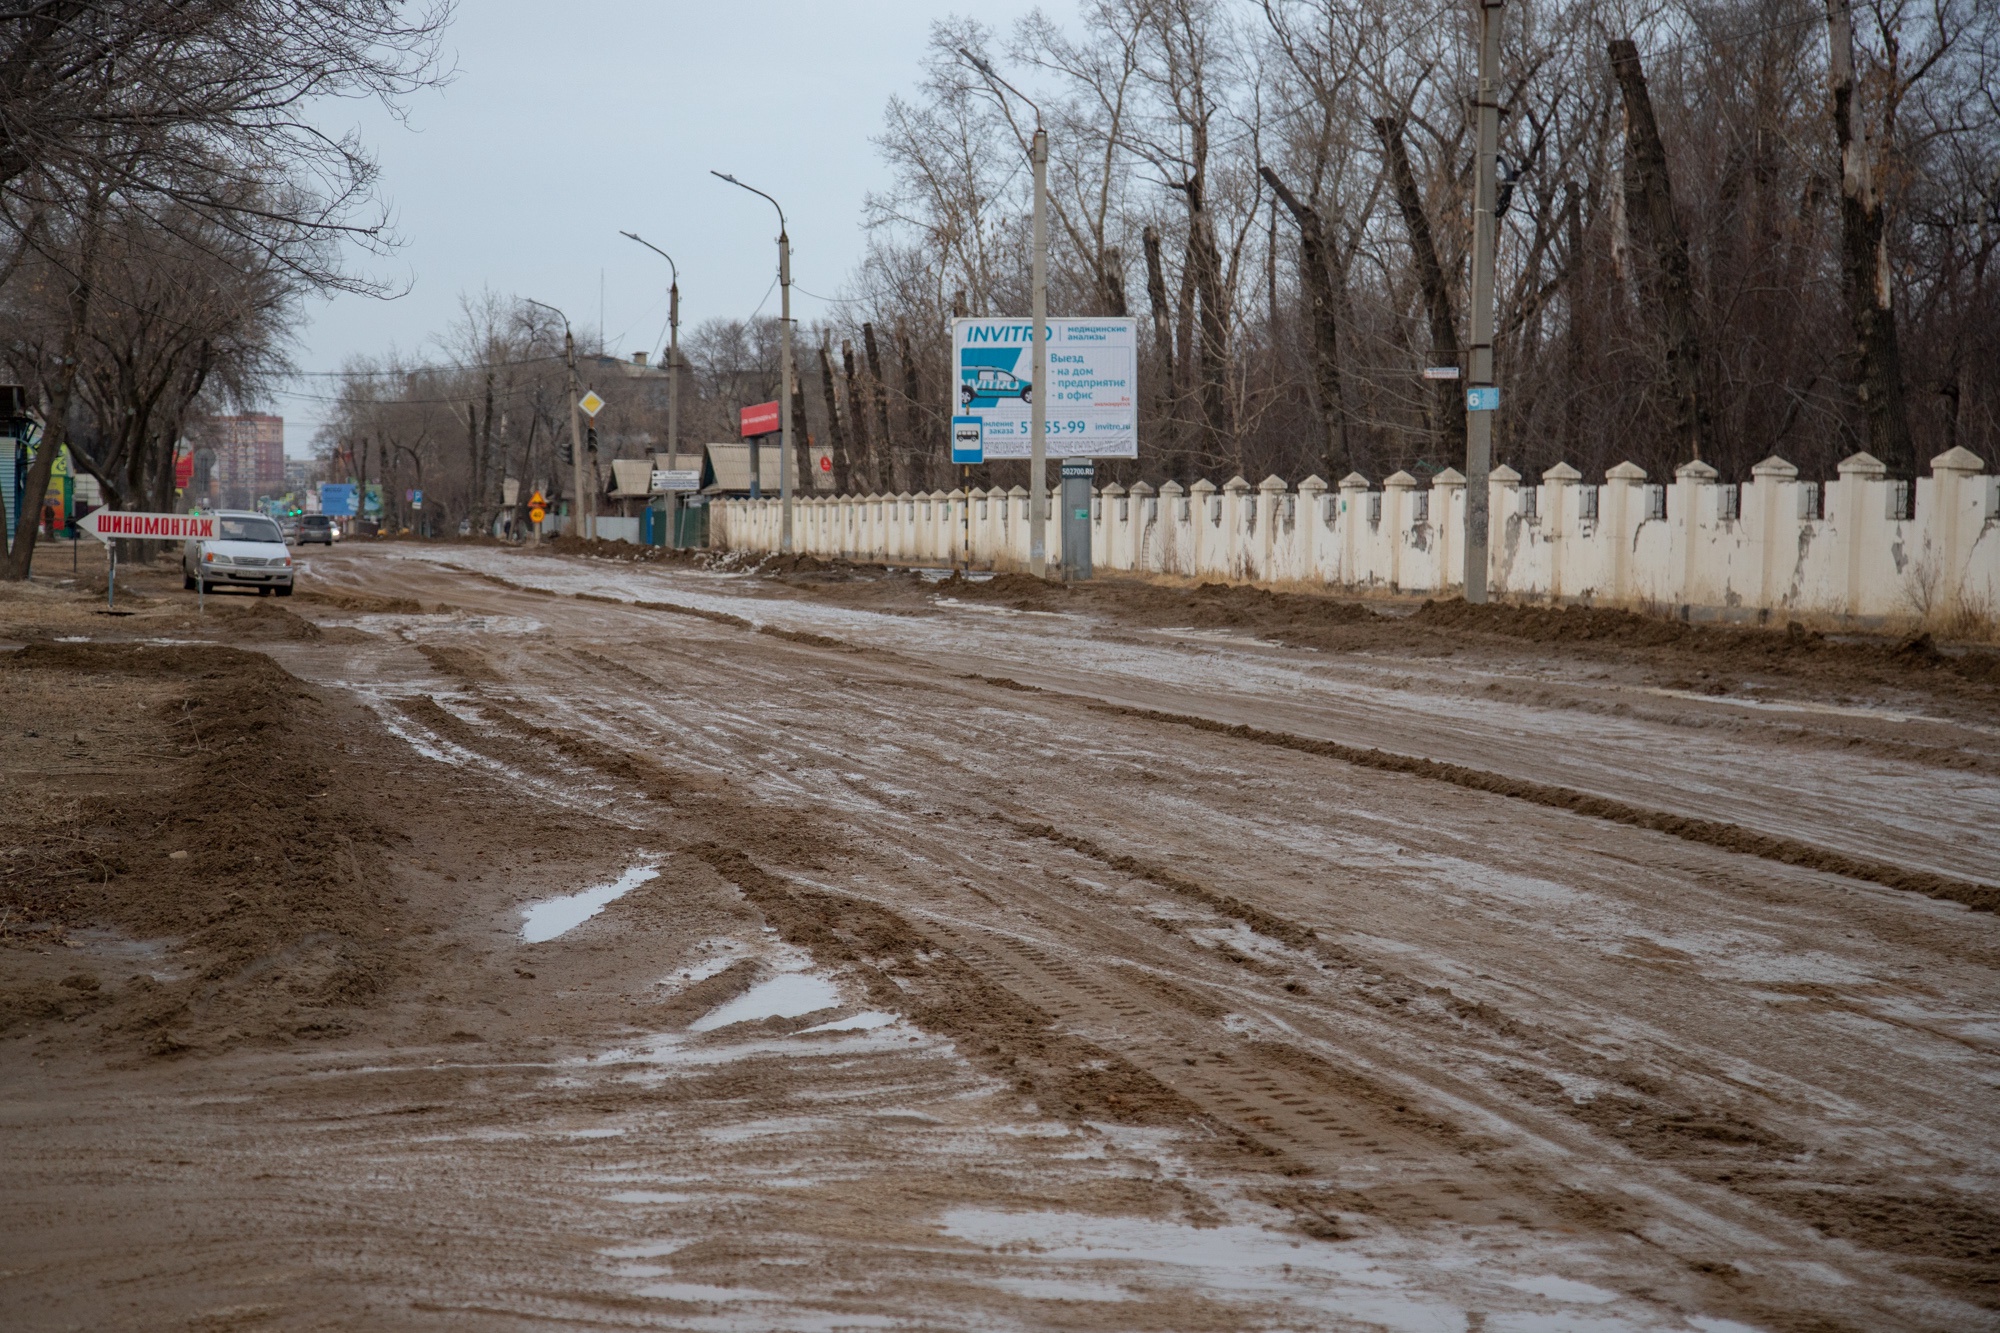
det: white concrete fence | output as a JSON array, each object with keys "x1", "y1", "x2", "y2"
[{"x1": 712, "y1": 447, "x2": 2000, "y2": 625}]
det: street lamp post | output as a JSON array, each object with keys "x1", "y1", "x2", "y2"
[
  {"x1": 961, "y1": 50, "x2": 1050, "y2": 578},
  {"x1": 525, "y1": 298, "x2": 584, "y2": 542},
  {"x1": 621, "y1": 231, "x2": 682, "y2": 547},
  {"x1": 712, "y1": 172, "x2": 794, "y2": 554}
]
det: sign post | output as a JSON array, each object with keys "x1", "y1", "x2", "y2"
[
  {"x1": 77, "y1": 510, "x2": 219, "y2": 612},
  {"x1": 740, "y1": 401, "x2": 780, "y2": 501}
]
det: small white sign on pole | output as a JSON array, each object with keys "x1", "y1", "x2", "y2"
[
  {"x1": 650, "y1": 469, "x2": 700, "y2": 493},
  {"x1": 78, "y1": 510, "x2": 216, "y2": 543}
]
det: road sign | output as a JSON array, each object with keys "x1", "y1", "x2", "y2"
[
  {"x1": 579, "y1": 389, "x2": 605, "y2": 418},
  {"x1": 530, "y1": 489, "x2": 546, "y2": 506},
  {"x1": 950, "y1": 416, "x2": 984, "y2": 464},
  {"x1": 650, "y1": 469, "x2": 700, "y2": 492},
  {"x1": 529, "y1": 505, "x2": 546, "y2": 524},
  {"x1": 410, "y1": 489, "x2": 423, "y2": 510},
  {"x1": 740, "y1": 401, "x2": 780, "y2": 437},
  {"x1": 952, "y1": 317, "x2": 1137, "y2": 459},
  {"x1": 78, "y1": 510, "x2": 215, "y2": 542},
  {"x1": 1466, "y1": 386, "x2": 1500, "y2": 412},
  {"x1": 1423, "y1": 366, "x2": 1461, "y2": 380}
]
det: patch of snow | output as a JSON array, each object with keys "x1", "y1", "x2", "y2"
[{"x1": 1505, "y1": 1275, "x2": 1620, "y2": 1304}]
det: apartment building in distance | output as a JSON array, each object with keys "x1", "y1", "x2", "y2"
[{"x1": 187, "y1": 413, "x2": 285, "y2": 509}]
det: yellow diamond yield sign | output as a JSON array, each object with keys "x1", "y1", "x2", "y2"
[{"x1": 578, "y1": 390, "x2": 605, "y2": 418}]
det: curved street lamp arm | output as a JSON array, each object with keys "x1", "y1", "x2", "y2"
[
  {"x1": 522, "y1": 297, "x2": 570, "y2": 337},
  {"x1": 620, "y1": 230, "x2": 678, "y2": 285},
  {"x1": 710, "y1": 171, "x2": 786, "y2": 235},
  {"x1": 958, "y1": 46, "x2": 1042, "y2": 129}
]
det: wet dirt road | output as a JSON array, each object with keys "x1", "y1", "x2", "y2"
[{"x1": 6, "y1": 543, "x2": 1997, "y2": 1331}]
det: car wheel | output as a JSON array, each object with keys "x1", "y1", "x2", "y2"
[
  {"x1": 184, "y1": 573, "x2": 196, "y2": 590},
  {"x1": 1020, "y1": 386, "x2": 1032, "y2": 404},
  {"x1": 276, "y1": 584, "x2": 293, "y2": 598},
  {"x1": 258, "y1": 586, "x2": 272, "y2": 597}
]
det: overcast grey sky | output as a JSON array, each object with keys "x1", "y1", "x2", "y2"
[{"x1": 281, "y1": 0, "x2": 1043, "y2": 454}]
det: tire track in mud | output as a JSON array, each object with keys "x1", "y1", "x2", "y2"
[
  {"x1": 1085, "y1": 702, "x2": 1999, "y2": 913},
  {"x1": 451, "y1": 569, "x2": 1996, "y2": 914}
]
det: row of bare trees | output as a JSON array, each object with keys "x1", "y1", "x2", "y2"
[
  {"x1": 0, "y1": 1, "x2": 453, "y2": 576},
  {"x1": 323, "y1": 0, "x2": 2000, "y2": 523},
  {"x1": 821, "y1": 0, "x2": 1999, "y2": 495}
]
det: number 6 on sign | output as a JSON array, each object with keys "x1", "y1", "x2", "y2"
[{"x1": 1465, "y1": 386, "x2": 1500, "y2": 412}]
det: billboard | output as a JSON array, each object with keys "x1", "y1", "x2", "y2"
[
  {"x1": 951, "y1": 317, "x2": 1137, "y2": 459},
  {"x1": 740, "y1": 401, "x2": 781, "y2": 437},
  {"x1": 320, "y1": 483, "x2": 356, "y2": 516}
]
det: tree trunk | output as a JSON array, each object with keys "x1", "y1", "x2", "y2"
[
  {"x1": 7, "y1": 225, "x2": 97, "y2": 578},
  {"x1": 1373, "y1": 115, "x2": 1465, "y2": 460},
  {"x1": 1260, "y1": 165, "x2": 1350, "y2": 480},
  {"x1": 862, "y1": 322, "x2": 895, "y2": 489},
  {"x1": 1610, "y1": 39, "x2": 1711, "y2": 464},
  {"x1": 817, "y1": 332, "x2": 850, "y2": 493},
  {"x1": 1823, "y1": 0, "x2": 1913, "y2": 475},
  {"x1": 1141, "y1": 225, "x2": 1177, "y2": 475},
  {"x1": 896, "y1": 325, "x2": 922, "y2": 493},
  {"x1": 842, "y1": 339, "x2": 874, "y2": 492},
  {"x1": 1178, "y1": 180, "x2": 1234, "y2": 461},
  {"x1": 790, "y1": 368, "x2": 813, "y2": 493},
  {"x1": 1097, "y1": 245, "x2": 1128, "y2": 317}
]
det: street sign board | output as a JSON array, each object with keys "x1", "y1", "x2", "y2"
[
  {"x1": 740, "y1": 401, "x2": 781, "y2": 437},
  {"x1": 1423, "y1": 366, "x2": 1461, "y2": 380},
  {"x1": 650, "y1": 468, "x2": 700, "y2": 492},
  {"x1": 529, "y1": 505, "x2": 546, "y2": 524},
  {"x1": 812, "y1": 444, "x2": 834, "y2": 490},
  {"x1": 320, "y1": 483, "x2": 356, "y2": 516},
  {"x1": 1466, "y1": 386, "x2": 1500, "y2": 412},
  {"x1": 950, "y1": 416, "x2": 984, "y2": 464},
  {"x1": 951, "y1": 317, "x2": 1137, "y2": 459},
  {"x1": 78, "y1": 510, "x2": 215, "y2": 542},
  {"x1": 579, "y1": 389, "x2": 605, "y2": 418}
]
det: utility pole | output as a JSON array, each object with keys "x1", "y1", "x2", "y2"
[
  {"x1": 1029, "y1": 126, "x2": 1049, "y2": 579},
  {"x1": 712, "y1": 172, "x2": 794, "y2": 553},
  {"x1": 529, "y1": 299, "x2": 584, "y2": 542},
  {"x1": 960, "y1": 49, "x2": 1050, "y2": 579},
  {"x1": 779, "y1": 225, "x2": 794, "y2": 554},
  {"x1": 1464, "y1": 0, "x2": 1504, "y2": 604},
  {"x1": 621, "y1": 231, "x2": 682, "y2": 546}
]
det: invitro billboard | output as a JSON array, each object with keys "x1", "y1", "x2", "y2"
[{"x1": 951, "y1": 317, "x2": 1137, "y2": 459}]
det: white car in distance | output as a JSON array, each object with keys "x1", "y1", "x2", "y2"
[{"x1": 182, "y1": 511, "x2": 296, "y2": 596}]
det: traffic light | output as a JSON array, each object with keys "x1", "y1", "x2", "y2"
[
  {"x1": 558, "y1": 439, "x2": 574, "y2": 465},
  {"x1": 585, "y1": 426, "x2": 599, "y2": 455}
]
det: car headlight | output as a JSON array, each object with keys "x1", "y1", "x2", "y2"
[{"x1": 202, "y1": 550, "x2": 220, "y2": 563}]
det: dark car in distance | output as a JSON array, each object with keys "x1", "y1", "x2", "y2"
[{"x1": 298, "y1": 515, "x2": 336, "y2": 545}]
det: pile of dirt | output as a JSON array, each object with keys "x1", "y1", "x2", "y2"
[
  {"x1": 1413, "y1": 598, "x2": 2000, "y2": 685},
  {"x1": 538, "y1": 535, "x2": 699, "y2": 564},
  {"x1": 0, "y1": 642, "x2": 405, "y2": 1053}
]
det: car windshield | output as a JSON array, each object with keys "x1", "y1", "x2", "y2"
[{"x1": 218, "y1": 516, "x2": 283, "y2": 543}]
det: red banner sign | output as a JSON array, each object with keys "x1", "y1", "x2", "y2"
[
  {"x1": 739, "y1": 401, "x2": 781, "y2": 437},
  {"x1": 79, "y1": 510, "x2": 216, "y2": 542}
]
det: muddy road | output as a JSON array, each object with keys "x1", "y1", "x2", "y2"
[{"x1": 4, "y1": 543, "x2": 1997, "y2": 1331}]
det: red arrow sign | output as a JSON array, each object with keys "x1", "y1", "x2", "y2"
[{"x1": 79, "y1": 510, "x2": 216, "y2": 542}]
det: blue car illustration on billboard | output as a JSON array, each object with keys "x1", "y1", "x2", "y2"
[{"x1": 959, "y1": 349, "x2": 1033, "y2": 407}]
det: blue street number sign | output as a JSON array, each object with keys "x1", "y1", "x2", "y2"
[
  {"x1": 950, "y1": 416, "x2": 984, "y2": 465},
  {"x1": 1466, "y1": 386, "x2": 1500, "y2": 412}
]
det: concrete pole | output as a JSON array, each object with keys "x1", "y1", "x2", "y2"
[
  {"x1": 779, "y1": 227, "x2": 794, "y2": 554},
  {"x1": 565, "y1": 327, "x2": 587, "y2": 542},
  {"x1": 1463, "y1": 0, "x2": 1503, "y2": 603},
  {"x1": 1028, "y1": 127, "x2": 1049, "y2": 579},
  {"x1": 667, "y1": 278, "x2": 680, "y2": 545}
]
